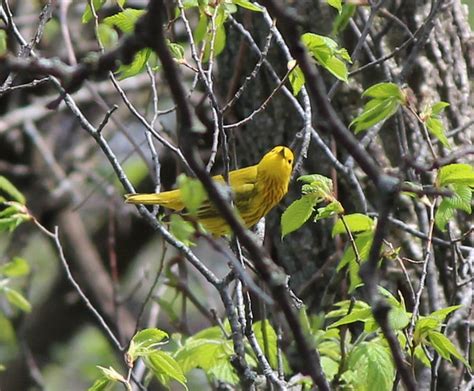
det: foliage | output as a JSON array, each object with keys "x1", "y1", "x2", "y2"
[{"x1": 289, "y1": 33, "x2": 352, "y2": 95}]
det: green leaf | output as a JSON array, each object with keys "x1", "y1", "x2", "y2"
[
  {"x1": 414, "y1": 317, "x2": 440, "y2": 345},
  {"x1": 321, "y1": 357, "x2": 339, "y2": 381},
  {"x1": 0, "y1": 30, "x2": 7, "y2": 56},
  {"x1": 435, "y1": 199, "x2": 455, "y2": 232},
  {"x1": 133, "y1": 328, "x2": 168, "y2": 348},
  {"x1": 97, "y1": 23, "x2": 119, "y2": 49},
  {"x1": 351, "y1": 98, "x2": 400, "y2": 133},
  {"x1": 168, "y1": 41, "x2": 185, "y2": 61},
  {"x1": 129, "y1": 328, "x2": 169, "y2": 361},
  {"x1": 233, "y1": 0, "x2": 263, "y2": 12},
  {"x1": 315, "y1": 200, "x2": 344, "y2": 221},
  {"x1": 332, "y1": 213, "x2": 374, "y2": 236},
  {"x1": 194, "y1": 13, "x2": 208, "y2": 44},
  {"x1": 178, "y1": 175, "x2": 206, "y2": 214},
  {"x1": 281, "y1": 195, "x2": 317, "y2": 237},
  {"x1": 0, "y1": 214, "x2": 30, "y2": 233},
  {"x1": 327, "y1": 0, "x2": 342, "y2": 13},
  {"x1": 116, "y1": 48, "x2": 152, "y2": 79},
  {"x1": 253, "y1": 320, "x2": 278, "y2": 369},
  {"x1": 431, "y1": 101, "x2": 450, "y2": 115},
  {"x1": 438, "y1": 163, "x2": 474, "y2": 187},
  {"x1": 429, "y1": 305, "x2": 462, "y2": 322},
  {"x1": 207, "y1": 360, "x2": 239, "y2": 385},
  {"x1": 337, "y1": 232, "x2": 373, "y2": 271},
  {"x1": 175, "y1": 338, "x2": 230, "y2": 373},
  {"x1": 426, "y1": 117, "x2": 450, "y2": 148},
  {"x1": 328, "y1": 308, "x2": 373, "y2": 328},
  {"x1": 332, "y1": 5, "x2": 356, "y2": 35},
  {"x1": 289, "y1": 65, "x2": 305, "y2": 96},
  {"x1": 346, "y1": 340, "x2": 395, "y2": 391},
  {"x1": 88, "y1": 376, "x2": 113, "y2": 391},
  {"x1": 443, "y1": 185, "x2": 472, "y2": 213},
  {"x1": 169, "y1": 214, "x2": 196, "y2": 246},
  {"x1": 317, "y1": 53, "x2": 348, "y2": 81},
  {"x1": 301, "y1": 33, "x2": 351, "y2": 82},
  {"x1": 82, "y1": 0, "x2": 106, "y2": 23},
  {"x1": 414, "y1": 345, "x2": 431, "y2": 367},
  {"x1": 427, "y1": 331, "x2": 470, "y2": 367},
  {"x1": 3, "y1": 287, "x2": 31, "y2": 312},
  {"x1": 96, "y1": 366, "x2": 126, "y2": 383},
  {"x1": 0, "y1": 176, "x2": 26, "y2": 204},
  {"x1": 202, "y1": 20, "x2": 227, "y2": 62},
  {"x1": 103, "y1": 8, "x2": 145, "y2": 33},
  {"x1": 146, "y1": 351, "x2": 187, "y2": 388},
  {"x1": 299, "y1": 174, "x2": 333, "y2": 197},
  {"x1": 0, "y1": 257, "x2": 30, "y2": 277},
  {"x1": 362, "y1": 82, "x2": 404, "y2": 101}
]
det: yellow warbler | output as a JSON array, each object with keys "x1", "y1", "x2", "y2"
[{"x1": 125, "y1": 146, "x2": 294, "y2": 235}]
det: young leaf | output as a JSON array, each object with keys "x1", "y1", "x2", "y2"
[
  {"x1": 0, "y1": 30, "x2": 7, "y2": 56},
  {"x1": 207, "y1": 360, "x2": 239, "y2": 385},
  {"x1": 301, "y1": 33, "x2": 351, "y2": 82},
  {"x1": 321, "y1": 357, "x2": 339, "y2": 381},
  {"x1": 315, "y1": 200, "x2": 344, "y2": 221},
  {"x1": 413, "y1": 317, "x2": 440, "y2": 345},
  {"x1": 0, "y1": 176, "x2": 26, "y2": 204},
  {"x1": 0, "y1": 214, "x2": 30, "y2": 233},
  {"x1": 96, "y1": 366, "x2": 127, "y2": 383},
  {"x1": 281, "y1": 195, "x2": 316, "y2": 237},
  {"x1": 253, "y1": 320, "x2": 278, "y2": 369},
  {"x1": 0, "y1": 257, "x2": 30, "y2": 277},
  {"x1": 233, "y1": 0, "x2": 263, "y2": 12},
  {"x1": 146, "y1": 351, "x2": 187, "y2": 389},
  {"x1": 169, "y1": 215, "x2": 196, "y2": 246},
  {"x1": 362, "y1": 82, "x2": 404, "y2": 101},
  {"x1": 103, "y1": 9, "x2": 145, "y2": 33},
  {"x1": 351, "y1": 98, "x2": 400, "y2": 133},
  {"x1": 289, "y1": 64, "x2": 305, "y2": 96},
  {"x1": 346, "y1": 340, "x2": 395, "y2": 391},
  {"x1": 332, "y1": 213, "x2": 374, "y2": 237},
  {"x1": 435, "y1": 198, "x2": 455, "y2": 232},
  {"x1": 429, "y1": 305, "x2": 462, "y2": 322},
  {"x1": 438, "y1": 163, "x2": 474, "y2": 187},
  {"x1": 426, "y1": 117, "x2": 450, "y2": 148},
  {"x1": 328, "y1": 308, "x2": 372, "y2": 328},
  {"x1": 88, "y1": 377, "x2": 113, "y2": 391},
  {"x1": 332, "y1": 4, "x2": 356, "y2": 35},
  {"x1": 337, "y1": 232, "x2": 373, "y2": 271},
  {"x1": 129, "y1": 328, "x2": 169, "y2": 361},
  {"x1": 82, "y1": 0, "x2": 106, "y2": 24},
  {"x1": 116, "y1": 48, "x2": 152, "y2": 79},
  {"x1": 327, "y1": 0, "x2": 342, "y2": 13},
  {"x1": 427, "y1": 331, "x2": 470, "y2": 367},
  {"x1": 443, "y1": 185, "x2": 472, "y2": 213},
  {"x1": 431, "y1": 101, "x2": 450, "y2": 115},
  {"x1": 3, "y1": 288, "x2": 32, "y2": 312}
]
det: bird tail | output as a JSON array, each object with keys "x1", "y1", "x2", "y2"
[{"x1": 125, "y1": 190, "x2": 184, "y2": 210}]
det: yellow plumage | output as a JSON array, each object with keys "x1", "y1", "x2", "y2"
[{"x1": 125, "y1": 146, "x2": 294, "y2": 235}]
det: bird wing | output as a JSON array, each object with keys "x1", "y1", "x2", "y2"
[{"x1": 196, "y1": 170, "x2": 258, "y2": 220}]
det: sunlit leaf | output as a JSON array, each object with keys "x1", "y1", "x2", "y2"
[
  {"x1": 281, "y1": 195, "x2": 317, "y2": 237},
  {"x1": 0, "y1": 176, "x2": 26, "y2": 204},
  {"x1": 103, "y1": 8, "x2": 145, "y2": 33},
  {"x1": 332, "y1": 213, "x2": 374, "y2": 236},
  {"x1": 0, "y1": 257, "x2": 30, "y2": 277},
  {"x1": 233, "y1": 0, "x2": 263, "y2": 12}
]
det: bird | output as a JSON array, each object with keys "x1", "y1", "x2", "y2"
[{"x1": 125, "y1": 146, "x2": 294, "y2": 235}]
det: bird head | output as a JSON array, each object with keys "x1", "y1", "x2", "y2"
[{"x1": 257, "y1": 146, "x2": 294, "y2": 183}]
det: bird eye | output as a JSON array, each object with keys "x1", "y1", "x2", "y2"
[{"x1": 288, "y1": 159, "x2": 292, "y2": 164}]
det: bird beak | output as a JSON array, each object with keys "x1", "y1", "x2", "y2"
[{"x1": 278, "y1": 148, "x2": 286, "y2": 158}]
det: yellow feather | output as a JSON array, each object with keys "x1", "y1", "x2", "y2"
[{"x1": 125, "y1": 146, "x2": 294, "y2": 235}]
